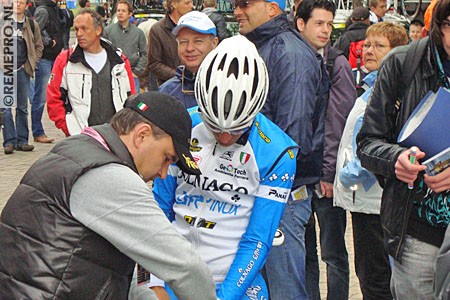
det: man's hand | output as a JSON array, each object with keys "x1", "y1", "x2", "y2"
[
  {"x1": 395, "y1": 147, "x2": 426, "y2": 186},
  {"x1": 150, "y1": 286, "x2": 170, "y2": 300},
  {"x1": 51, "y1": 40, "x2": 56, "y2": 48},
  {"x1": 424, "y1": 167, "x2": 450, "y2": 193},
  {"x1": 320, "y1": 180, "x2": 333, "y2": 198}
]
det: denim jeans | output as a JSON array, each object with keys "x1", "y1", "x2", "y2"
[
  {"x1": 2, "y1": 68, "x2": 31, "y2": 147},
  {"x1": 391, "y1": 235, "x2": 439, "y2": 300},
  {"x1": 262, "y1": 189, "x2": 312, "y2": 300},
  {"x1": 134, "y1": 77, "x2": 140, "y2": 94},
  {"x1": 305, "y1": 193, "x2": 349, "y2": 300},
  {"x1": 30, "y1": 58, "x2": 54, "y2": 138},
  {"x1": 352, "y1": 212, "x2": 392, "y2": 300}
]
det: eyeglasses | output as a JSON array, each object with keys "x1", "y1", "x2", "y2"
[
  {"x1": 181, "y1": 68, "x2": 194, "y2": 95},
  {"x1": 362, "y1": 43, "x2": 390, "y2": 51},
  {"x1": 203, "y1": 120, "x2": 249, "y2": 135},
  {"x1": 230, "y1": 0, "x2": 265, "y2": 9}
]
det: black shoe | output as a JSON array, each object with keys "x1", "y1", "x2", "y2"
[
  {"x1": 4, "y1": 145, "x2": 14, "y2": 155},
  {"x1": 16, "y1": 144, "x2": 35, "y2": 152}
]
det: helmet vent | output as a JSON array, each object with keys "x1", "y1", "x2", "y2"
[
  {"x1": 235, "y1": 91, "x2": 246, "y2": 121},
  {"x1": 227, "y1": 58, "x2": 239, "y2": 78},
  {"x1": 218, "y1": 54, "x2": 227, "y2": 71},
  {"x1": 244, "y1": 57, "x2": 249, "y2": 75},
  {"x1": 212, "y1": 87, "x2": 219, "y2": 118},
  {"x1": 252, "y1": 59, "x2": 259, "y2": 97},
  {"x1": 224, "y1": 90, "x2": 233, "y2": 119},
  {"x1": 206, "y1": 54, "x2": 218, "y2": 91}
]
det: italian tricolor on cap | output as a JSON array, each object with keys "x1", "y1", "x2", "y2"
[{"x1": 137, "y1": 102, "x2": 148, "y2": 111}]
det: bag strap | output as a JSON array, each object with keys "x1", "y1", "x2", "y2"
[
  {"x1": 27, "y1": 17, "x2": 35, "y2": 35},
  {"x1": 394, "y1": 37, "x2": 428, "y2": 113}
]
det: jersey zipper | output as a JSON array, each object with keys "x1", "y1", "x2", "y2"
[{"x1": 190, "y1": 141, "x2": 217, "y2": 249}]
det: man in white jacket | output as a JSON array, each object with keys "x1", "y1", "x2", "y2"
[{"x1": 47, "y1": 9, "x2": 135, "y2": 136}]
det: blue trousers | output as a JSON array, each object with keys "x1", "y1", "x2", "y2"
[
  {"x1": 30, "y1": 58, "x2": 53, "y2": 138},
  {"x1": 262, "y1": 190, "x2": 312, "y2": 300},
  {"x1": 305, "y1": 193, "x2": 349, "y2": 300},
  {"x1": 2, "y1": 69, "x2": 31, "y2": 147}
]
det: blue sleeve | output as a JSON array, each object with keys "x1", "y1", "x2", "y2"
[
  {"x1": 152, "y1": 165, "x2": 179, "y2": 221},
  {"x1": 217, "y1": 149, "x2": 297, "y2": 300}
]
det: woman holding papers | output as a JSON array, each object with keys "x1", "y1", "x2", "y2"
[{"x1": 356, "y1": 0, "x2": 450, "y2": 299}]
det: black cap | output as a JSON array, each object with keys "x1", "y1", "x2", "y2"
[
  {"x1": 124, "y1": 92, "x2": 201, "y2": 176},
  {"x1": 351, "y1": 7, "x2": 370, "y2": 21}
]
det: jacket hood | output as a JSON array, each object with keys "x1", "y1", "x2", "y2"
[{"x1": 244, "y1": 14, "x2": 293, "y2": 48}]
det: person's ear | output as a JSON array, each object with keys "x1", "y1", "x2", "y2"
[
  {"x1": 296, "y1": 17, "x2": 305, "y2": 32},
  {"x1": 134, "y1": 123, "x2": 153, "y2": 149},
  {"x1": 267, "y1": 2, "x2": 281, "y2": 18},
  {"x1": 212, "y1": 36, "x2": 219, "y2": 48}
]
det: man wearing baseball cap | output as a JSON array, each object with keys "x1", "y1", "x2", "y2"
[
  {"x1": 159, "y1": 11, "x2": 218, "y2": 108},
  {"x1": 0, "y1": 92, "x2": 216, "y2": 300}
]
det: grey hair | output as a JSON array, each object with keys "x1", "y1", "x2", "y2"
[{"x1": 77, "y1": 8, "x2": 104, "y2": 32}]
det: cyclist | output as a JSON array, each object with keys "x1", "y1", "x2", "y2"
[{"x1": 152, "y1": 35, "x2": 299, "y2": 300}]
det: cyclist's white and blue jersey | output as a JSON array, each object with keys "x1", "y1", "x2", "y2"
[{"x1": 153, "y1": 108, "x2": 298, "y2": 300}]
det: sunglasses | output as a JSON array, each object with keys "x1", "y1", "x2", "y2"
[
  {"x1": 203, "y1": 120, "x2": 250, "y2": 136},
  {"x1": 230, "y1": 0, "x2": 265, "y2": 9}
]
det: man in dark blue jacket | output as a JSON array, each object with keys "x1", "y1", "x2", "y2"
[
  {"x1": 234, "y1": 0, "x2": 329, "y2": 299},
  {"x1": 159, "y1": 11, "x2": 218, "y2": 108},
  {"x1": 296, "y1": 0, "x2": 357, "y2": 299}
]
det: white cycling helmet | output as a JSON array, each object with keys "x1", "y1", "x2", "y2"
[{"x1": 195, "y1": 35, "x2": 269, "y2": 132}]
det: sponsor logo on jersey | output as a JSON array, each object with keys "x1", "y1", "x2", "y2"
[
  {"x1": 189, "y1": 138, "x2": 202, "y2": 152},
  {"x1": 231, "y1": 194, "x2": 240, "y2": 203},
  {"x1": 239, "y1": 152, "x2": 251, "y2": 165},
  {"x1": 269, "y1": 173, "x2": 278, "y2": 181},
  {"x1": 220, "y1": 150, "x2": 234, "y2": 161},
  {"x1": 178, "y1": 173, "x2": 249, "y2": 194},
  {"x1": 184, "y1": 215, "x2": 216, "y2": 229},
  {"x1": 176, "y1": 191, "x2": 241, "y2": 215},
  {"x1": 214, "y1": 163, "x2": 249, "y2": 180},
  {"x1": 288, "y1": 149, "x2": 295, "y2": 159},
  {"x1": 268, "y1": 189, "x2": 288, "y2": 200},
  {"x1": 246, "y1": 285, "x2": 266, "y2": 300},
  {"x1": 254, "y1": 121, "x2": 271, "y2": 143},
  {"x1": 237, "y1": 242, "x2": 263, "y2": 287}
]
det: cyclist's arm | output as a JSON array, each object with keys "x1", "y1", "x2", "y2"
[
  {"x1": 153, "y1": 164, "x2": 179, "y2": 221},
  {"x1": 217, "y1": 150, "x2": 297, "y2": 299}
]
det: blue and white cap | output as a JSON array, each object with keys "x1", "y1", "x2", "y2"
[{"x1": 172, "y1": 11, "x2": 217, "y2": 37}]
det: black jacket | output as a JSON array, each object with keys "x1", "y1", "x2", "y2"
[
  {"x1": 0, "y1": 124, "x2": 136, "y2": 299},
  {"x1": 356, "y1": 38, "x2": 445, "y2": 260},
  {"x1": 34, "y1": 0, "x2": 64, "y2": 59}
]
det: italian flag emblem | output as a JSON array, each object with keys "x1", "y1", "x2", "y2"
[
  {"x1": 240, "y1": 152, "x2": 250, "y2": 165},
  {"x1": 137, "y1": 102, "x2": 148, "y2": 111}
]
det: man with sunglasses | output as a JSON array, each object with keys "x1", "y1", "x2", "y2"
[
  {"x1": 152, "y1": 35, "x2": 299, "y2": 300},
  {"x1": 159, "y1": 11, "x2": 218, "y2": 108},
  {"x1": 234, "y1": 0, "x2": 329, "y2": 299}
]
